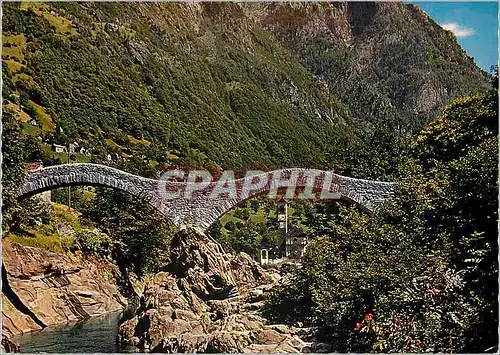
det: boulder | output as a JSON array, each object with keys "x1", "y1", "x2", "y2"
[
  {"x1": 1, "y1": 294, "x2": 42, "y2": 338},
  {"x1": 2, "y1": 242, "x2": 129, "y2": 337},
  {"x1": 118, "y1": 228, "x2": 309, "y2": 353}
]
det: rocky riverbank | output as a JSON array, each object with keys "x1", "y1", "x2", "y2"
[
  {"x1": 2, "y1": 229, "x2": 318, "y2": 353},
  {"x1": 2, "y1": 242, "x2": 135, "y2": 349},
  {"x1": 118, "y1": 228, "x2": 314, "y2": 353}
]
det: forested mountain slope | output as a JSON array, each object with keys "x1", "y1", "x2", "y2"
[
  {"x1": 257, "y1": 2, "x2": 490, "y2": 129},
  {"x1": 2, "y1": 4, "x2": 497, "y2": 352},
  {"x1": 2, "y1": 2, "x2": 490, "y2": 176}
]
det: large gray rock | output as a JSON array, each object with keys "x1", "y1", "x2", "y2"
[
  {"x1": 118, "y1": 228, "x2": 308, "y2": 353},
  {"x1": 2, "y1": 242, "x2": 129, "y2": 337}
]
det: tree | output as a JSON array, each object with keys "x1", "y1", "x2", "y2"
[
  {"x1": 264, "y1": 87, "x2": 498, "y2": 352},
  {"x1": 2, "y1": 108, "x2": 51, "y2": 234},
  {"x1": 2, "y1": 110, "x2": 27, "y2": 234},
  {"x1": 88, "y1": 188, "x2": 174, "y2": 276},
  {"x1": 395, "y1": 86, "x2": 498, "y2": 351}
]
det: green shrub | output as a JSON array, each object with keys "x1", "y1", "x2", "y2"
[
  {"x1": 73, "y1": 229, "x2": 112, "y2": 256},
  {"x1": 264, "y1": 87, "x2": 498, "y2": 352}
]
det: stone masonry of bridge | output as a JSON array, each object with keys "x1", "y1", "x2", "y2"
[{"x1": 16, "y1": 163, "x2": 394, "y2": 230}]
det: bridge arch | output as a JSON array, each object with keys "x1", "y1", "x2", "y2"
[
  {"x1": 160, "y1": 168, "x2": 394, "y2": 230},
  {"x1": 17, "y1": 164, "x2": 394, "y2": 231},
  {"x1": 16, "y1": 163, "x2": 171, "y2": 217}
]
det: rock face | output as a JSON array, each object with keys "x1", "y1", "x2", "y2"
[
  {"x1": 1, "y1": 336, "x2": 20, "y2": 353},
  {"x1": 250, "y1": 2, "x2": 490, "y2": 127},
  {"x1": 2, "y1": 242, "x2": 129, "y2": 338},
  {"x1": 118, "y1": 228, "x2": 310, "y2": 353}
]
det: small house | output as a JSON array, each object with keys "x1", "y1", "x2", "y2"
[
  {"x1": 276, "y1": 200, "x2": 309, "y2": 259},
  {"x1": 52, "y1": 144, "x2": 67, "y2": 153},
  {"x1": 258, "y1": 199, "x2": 310, "y2": 265},
  {"x1": 280, "y1": 225, "x2": 309, "y2": 259},
  {"x1": 69, "y1": 142, "x2": 78, "y2": 153}
]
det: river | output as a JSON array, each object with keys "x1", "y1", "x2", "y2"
[{"x1": 11, "y1": 310, "x2": 135, "y2": 353}]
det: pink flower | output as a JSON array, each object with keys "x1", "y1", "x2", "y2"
[
  {"x1": 407, "y1": 320, "x2": 414, "y2": 326},
  {"x1": 415, "y1": 339, "x2": 421, "y2": 346},
  {"x1": 395, "y1": 317, "x2": 401, "y2": 325},
  {"x1": 428, "y1": 288, "x2": 441, "y2": 296},
  {"x1": 364, "y1": 313, "x2": 374, "y2": 321},
  {"x1": 355, "y1": 322, "x2": 362, "y2": 330}
]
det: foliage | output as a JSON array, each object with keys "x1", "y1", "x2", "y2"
[
  {"x1": 4, "y1": 203, "x2": 89, "y2": 254},
  {"x1": 218, "y1": 218, "x2": 277, "y2": 257},
  {"x1": 210, "y1": 197, "x2": 282, "y2": 257},
  {"x1": 2, "y1": 2, "x2": 362, "y2": 175},
  {"x1": 87, "y1": 187, "x2": 175, "y2": 276},
  {"x1": 73, "y1": 229, "x2": 112, "y2": 257},
  {"x1": 273, "y1": 3, "x2": 490, "y2": 134},
  {"x1": 1, "y1": 108, "x2": 26, "y2": 234},
  {"x1": 393, "y1": 86, "x2": 498, "y2": 351},
  {"x1": 1, "y1": 4, "x2": 496, "y2": 351},
  {"x1": 264, "y1": 86, "x2": 498, "y2": 352},
  {"x1": 2, "y1": 2, "x2": 489, "y2": 181},
  {"x1": 1, "y1": 104, "x2": 52, "y2": 235}
]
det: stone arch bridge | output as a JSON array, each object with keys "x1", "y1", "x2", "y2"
[{"x1": 17, "y1": 163, "x2": 394, "y2": 230}]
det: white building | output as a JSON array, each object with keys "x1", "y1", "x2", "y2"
[{"x1": 52, "y1": 144, "x2": 67, "y2": 153}]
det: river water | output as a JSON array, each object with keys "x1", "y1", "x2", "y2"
[{"x1": 12, "y1": 310, "x2": 134, "y2": 353}]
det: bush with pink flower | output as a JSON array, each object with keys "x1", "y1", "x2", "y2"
[{"x1": 263, "y1": 87, "x2": 498, "y2": 353}]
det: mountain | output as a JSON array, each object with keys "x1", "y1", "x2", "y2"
[
  {"x1": 2, "y1": 2, "x2": 490, "y2": 176},
  {"x1": 254, "y1": 2, "x2": 490, "y2": 129}
]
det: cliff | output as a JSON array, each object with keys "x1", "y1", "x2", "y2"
[{"x1": 2, "y1": 242, "x2": 130, "y2": 338}]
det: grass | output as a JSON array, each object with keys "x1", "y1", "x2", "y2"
[
  {"x1": 81, "y1": 188, "x2": 96, "y2": 201},
  {"x1": 6, "y1": 101, "x2": 30, "y2": 123},
  {"x1": 21, "y1": 122, "x2": 42, "y2": 136},
  {"x1": 5, "y1": 233, "x2": 73, "y2": 254},
  {"x1": 12, "y1": 73, "x2": 34, "y2": 85},
  {"x1": 2, "y1": 34, "x2": 27, "y2": 83},
  {"x1": 248, "y1": 213, "x2": 268, "y2": 224},
  {"x1": 127, "y1": 135, "x2": 151, "y2": 146},
  {"x1": 219, "y1": 212, "x2": 242, "y2": 228},
  {"x1": 42, "y1": 12, "x2": 78, "y2": 36},
  {"x1": 106, "y1": 139, "x2": 123, "y2": 151},
  {"x1": 41, "y1": 143, "x2": 91, "y2": 163},
  {"x1": 52, "y1": 202, "x2": 81, "y2": 228},
  {"x1": 3, "y1": 59, "x2": 24, "y2": 75},
  {"x1": 27, "y1": 100, "x2": 55, "y2": 132},
  {"x1": 20, "y1": 2, "x2": 77, "y2": 37},
  {"x1": 2, "y1": 33, "x2": 26, "y2": 62},
  {"x1": 20, "y1": 2, "x2": 50, "y2": 13},
  {"x1": 166, "y1": 152, "x2": 180, "y2": 160}
]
